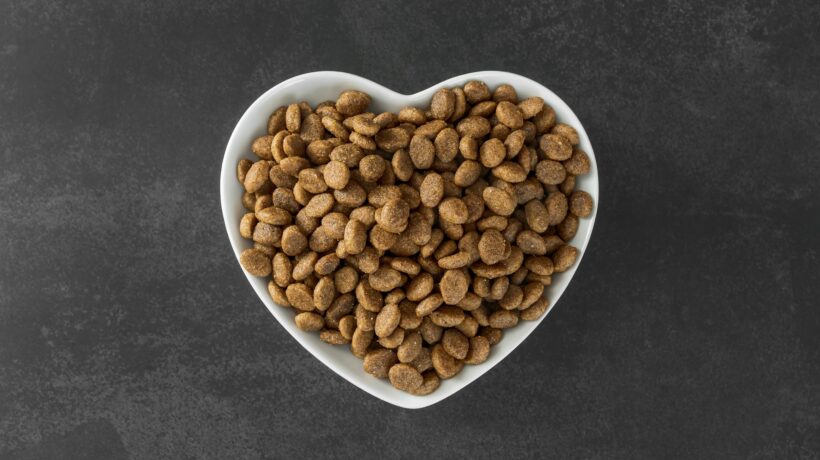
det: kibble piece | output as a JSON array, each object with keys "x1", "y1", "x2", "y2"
[
  {"x1": 376, "y1": 199, "x2": 410, "y2": 234},
  {"x1": 374, "y1": 302, "x2": 401, "y2": 338},
  {"x1": 488, "y1": 309, "x2": 519, "y2": 329},
  {"x1": 480, "y1": 138, "x2": 506, "y2": 168},
  {"x1": 469, "y1": 100, "x2": 497, "y2": 117},
  {"x1": 295, "y1": 312, "x2": 324, "y2": 332},
  {"x1": 409, "y1": 135, "x2": 435, "y2": 170},
  {"x1": 504, "y1": 129, "x2": 526, "y2": 158},
  {"x1": 330, "y1": 143, "x2": 364, "y2": 168},
  {"x1": 430, "y1": 305, "x2": 465, "y2": 328},
  {"x1": 237, "y1": 159, "x2": 252, "y2": 184},
  {"x1": 399, "y1": 107, "x2": 426, "y2": 125},
  {"x1": 456, "y1": 116, "x2": 491, "y2": 138},
  {"x1": 280, "y1": 225, "x2": 307, "y2": 256},
  {"x1": 482, "y1": 186, "x2": 516, "y2": 216},
  {"x1": 344, "y1": 219, "x2": 367, "y2": 255},
  {"x1": 564, "y1": 149, "x2": 591, "y2": 175},
  {"x1": 495, "y1": 101, "x2": 524, "y2": 129},
  {"x1": 334, "y1": 266, "x2": 359, "y2": 294},
  {"x1": 557, "y1": 214, "x2": 579, "y2": 241},
  {"x1": 434, "y1": 127, "x2": 459, "y2": 162},
  {"x1": 552, "y1": 245, "x2": 578, "y2": 273},
  {"x1": 546, "y1": 191, "x2": 569, "y2": 226},
  {"x1": 375, "y1": 127, "x2": 411, "y2": 152},
  {"x1": 454, "y1": 161, "x2": 482, "y2": 188},
  {"x1": 516, "y1": 230, "x2": 547, "y2": 255},
  {"x1": 463, "y1": 335, "x2": 490, "y2": 364},
  {"x1": 323, "y1": 160, "x2": 350, "y2": 190},
  {"x1": 369, "y1": 266, "x2": 403, "y2": 292},
  {"x1": 569, "y1": 190, "x2": 593, "y2": 217},
  {"x1": 397, "y1": 331, "x2": 423, "y2": 363},
  {"x1": 286, "y1": 283, "x2": 315, "y2": 311},
  {"x1": 409, "y1": 371, "x2": 441, "y2": 395},
  {"x1": 359, "y1": 154, "x2": 387, "y2": 182},
  {"x1": 239, "y1": 213, "x2": 257, "y2": 239},
  {"x1": 416, "y1": 293, "x2": 444, "y2": 317},
  {"x1": 492, "y1": 84, "x2": 518, "y2": 103},
  {"x1": 539, "y1": 134, "x2": 573, "y2": 161},
  {"x1": 439, "y1": 270, "x2": 470, "y2": 305},
  {"x1": 252, "y1": 136, "x2": 274, "y2": 159},
  {"x1": 285, "y1": 103, "x2": 301, "y2": 132},
  {"x1": 239, "y1": 248, "x2": 271, "y2": 276},
  {"x1": 419, "y1": 173, "x2": 445, "y2": 208},
  {"x1": 477, "y1": 229, "x2": 507, "y2": 265},
  {"x1": 431, "y1": 344, "x2": 464, "y2": 379},
  {"x1": 459, "y1": 136, "x2": 478, "y2": 160},
  {"x1": 351, "y1": 328, "x2": 374, "y2": 358},
  {"x1": 521, "y1": 295, "x2": 550, "y2": 321},
  {"x1": 310, "y1": 275, "x2": 335, "y2": 310},
  {"x1": 499, "y1": 284, "x2": 524, "y2": 310},
  {"x1": 551, "y1": 123, "x2": 580, "y2": 145},
  {"x1": 379, "y1": 327, "x2": 405, "y2": 348},
  {"x1": 438, "y1": 197, "x2": 469, "y2": 224},
  {"x1": 243, "y1": 161, "x2": 271, "y2": 193},
  {"x1": 389, "y1": 363, "x2": 424, "y2": 392},
  {"x1": 336, "y1": 90, "x2": 371, "y2": 115},
  {"x1": 267, "y1": 107, "x2": 287, "y2": 135},
  {"x1": 525, "y1": 256, "x2": 554, "y2": 276},
  {"x1": 535, "y1": 160, "x2": 567, "y2": 185},
  {"x1": 464, "y1": 80, "x2": 491, "y2": 103},
  {"x1": 429, "y1": 88, "x2": 455, "y2": 120},
  {"x1": 518, "y1": 96, "x2": 545, "y2": 119},
  {"x1": 363, "y1": 348, "x2": 398, "y2": 378},
  {"x1": 442, "y1": 329, "x2": 469, "y2": 360}
]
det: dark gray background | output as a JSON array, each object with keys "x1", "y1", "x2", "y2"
[{"x1": 1, "y1": 0, "x2": 819, "y2": 458}]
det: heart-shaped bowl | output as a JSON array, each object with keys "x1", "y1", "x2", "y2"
[{"x1": 221, "y1": 71, "x2": 598, "y2": 409}]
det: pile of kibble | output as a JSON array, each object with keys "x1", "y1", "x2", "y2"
[{"x1": 236, "y1": 81, "x2": 593, "y2": 395}]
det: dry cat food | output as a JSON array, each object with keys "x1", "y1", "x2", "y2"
[{"x1": 236, "y1": 81, "x2": 593, "y2": 395}]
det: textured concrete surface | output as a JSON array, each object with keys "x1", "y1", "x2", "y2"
[{"x1": 1, "y1": 1, "x2": 819, "y2": 458}]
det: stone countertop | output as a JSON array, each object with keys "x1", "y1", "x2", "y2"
[{"x1": 1, "y1": 1, "x2": 819, "y2": 458}]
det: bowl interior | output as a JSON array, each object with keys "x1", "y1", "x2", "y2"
[{"x1": 221, "y1": 71, "x2": 598, "y2": 409}]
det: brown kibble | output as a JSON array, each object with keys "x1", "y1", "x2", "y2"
[
  {"x1": 295, "y1": 312, "x2": 324, "y2": 332},
  {"x1": 286, "y1": 283, "x2": 314, "y2": 311},
  {"x1": 285, "y1": 103, "x2": 301, "y2": 132},
  {"x1": 239, "y1": 213, "x2": 257, "y2": 239},
  {"x1": 434, "y1": 127, "x2": 459, "y2": 162},
  {"x1": 469, "y1": 100, "x2": 497, "y2": 117},
  {"x1": 330, "y1": 143, "x2": 364, "y2": 167},
  {"x1": 521, "y1": 295, "x2": 550, "y2": 321},
  {"x1": 303, "y1": 193, "x2": 335, "y2": 218},
  {"x1": 430, "y1": 305, "x2": 465, "y2": 327},
  {"x1": 351, "y1": 328, "x2": 374, "y2": 358},
  {"x1": 516, "y1": 230, "x2": 547, "y2": 255},
  {"x1": 464, "y1": 80, "x2": 491, "y2": 104},
  {"x1": 518, "y1": 96, "x2": 545, "y2": 119},
  {"x1": 482, "y1": 186, "x2": 516, "y2": 216},
  {"x1": 478, "y1": 229, "x2": 507, "y2": 265},
  {"x1": 419, "y1": 173, "x2": 445, "y2": 208},
  {"x1": 441, "y1": 329, "x2": 469, "y2": 360},
  {"x1": 237, "y1": 159, "x2": 252, "y2": 184},
  {"x1": 320, "y1": 330, "x2": 349, "y2": 345},
  {"x1": 312, "y1": 275, "x2": 335, "y2": 310},
  {"x1": 409, "y1": 134, "x2": 435, "y2": 170},
  {"x1": 431, "y1": 344, "x2": 464, "y2": 379},
  {"x1": 280, "y1": 225, "x2": 308, "y2": 256},
  {"x1": 552, "y1": 123, "x2": 580, "y2": 145},
  {"x1": 389, "y1": 363, "x2": 423, "y2": 392},
  {"x1": 359, "y1": 154, "x2": 387, "y2": 182},
  {"x1": 252, "y1": 136, "x2": 273, "y2": 159},
  {"x1": 376, "y1": 199, "x2": 410, "y2": 234},
  {"x1": 459, "y1": 136, "x2": 478, "y2": 160},
  {"x1": 399, "y1": 106, "x2": 426, "y2": 125},
  {"x1": 456, "y1": 116, "x2": 491, "y2": 138},
  {"x1": 243, "y1": 161, "x2": 270, "y2": 193},
  {"x1": 323, "y1": 160, "x2": 350, "y2": 190},
  {"x1": 344, "y1": 219, "x2": 367, "y2": 254},
  {"x1": 499, "y1": 284, "x2": 523, "y2": 310},
  {"x1": 569, "y1": 190, "x2": 593, "y2": 217},
  {"x1": 438, "y1": 197, "x2": 469, "y2": 224},
  {"x1": 564, "y1": 149, "x2": 591, "y2": 175},
  {"x1": 552, "y1": 245, "x2": 578, "y2": 273},
  {"x1": 525, "y1": 256, "x2": 554, "y2": 276},
  {"x1": 539, "y1": 134, "x2": 573, "y2": 161},
  {"x1": 378, "y1": 327, "x2": 405, "y2": 349},
  {"x1": 239, "y1": 248, "x2": 271, "y2": 276},
  {"x1": 416, "y1": 293, "x2": 444, "y2": 317},
  {"x1": 479, "y1": 138, "x2": 506, "y2": 168},
  {"x1": 375, "y1": 303, "x2": 401, "y2": 338},
  {"x1": 375, "y1": 127, "x2": 411, "y2": 152},
  {"x1": 463, "y1": 336, "x2": 490, "y2": 364},
  {"x1": 492, "y1": 84, "x2": 518, "y2": 103},
  {"x1": 488, "y1": 309, "x2": 519, "y2": 329},
  {"x1": 363, "y1": 348, "x2": 397, "y2": 378},
  {"x1": 480, "y1": 327, "x2": 503, "y2": 345},
  {"x1": 454, "y1": 161, "x2": 482, "y2": 188},
  {"x1": 557, "y1": 214, "x2": 579, "y2": 241},
  {"x1": 398, "y1": 331, "x2": 423, "y2": 363},
  {"x1": 334, "y1": 266, "x2": 359, "y2": 293},
  {"x1": 409, "y1": 371, "x2": 441, "y2": 395},
  {"x1": 492, "y1": 162, "x2": 527, "y2": 183},
  {"x1": 546, "y1": 191, "x2": 569, "y2": 226},
  {"x1": 369, "y1": 266, "x2": 403, "y2": 292},
  {"x1": 336, "y1": 90, "x2": 371, "y2": 115},
  {"x1": 495, "y1": 101, "x2": 524, "y2": 129},
  {"x1": 439, "y1": 269, "x2": 470, "y2": 305},
  {"x1": 535, "y1": 160, "x2": 567, "y2": 185},
  {"x1": 429, "y1": 88, "x2": 455, "y2": 120},
  {"x1": 267, "y1": 107, "x2": 287, "y2": 135}
]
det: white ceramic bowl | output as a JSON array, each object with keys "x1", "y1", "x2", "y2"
[{"x1": 221, "y1": 71, "x2": 598, "y2": 409}]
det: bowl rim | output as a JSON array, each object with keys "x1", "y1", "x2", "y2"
[{"x1": 220, "y1": 70, "x2": 599, "y2": 409}]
